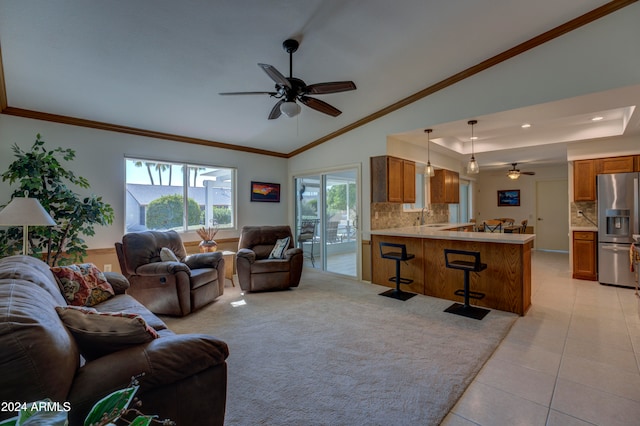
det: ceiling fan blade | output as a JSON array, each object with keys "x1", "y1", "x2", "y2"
[
  {"x1": 258, "y1": 63, "x2": 291, "y2": 88},
  {"x1": 306, "y1": 81, "x2": 357, "y2": 95},
  {"x1": 219, "y1": 91, "x2": 277, "y2": 96},
  {"x1": 299, "y1": 96, "x2": 342, "y2": 117},
  {"x1": 522, "y1": 171, "x2": 536, "y2": 175},
  {"x1": 268, "y1": 99, "x2": 284, "y2": 120}
]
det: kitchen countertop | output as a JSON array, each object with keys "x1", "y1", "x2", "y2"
[
  {"x1": 371, "y1": 223, "x2": 535, "y2": 245},
  {"x1": 570, "y1": 226, "x2": 598, "y2": 232}
]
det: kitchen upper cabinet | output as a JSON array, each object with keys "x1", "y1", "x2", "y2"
[
  {"x1": 430, "y1": 169, "x2": 459, "y2": 204},
  {"x1": 573, "y1": 159, "x2": 596, "y2": 201},
  {"x1": 636, "y1": 155, "x2": 640, "y2": 172},
  {"x1": 403, "y1": 160, "x2": 416, "y2": 203},
  {"x1": 370, "y1": 155, "x2": 416, "y2": 203},
  {"x1": 572, "y1": 231, "x2": 597, "y2": 281},
  {"x1": 596, "y1": 156, "x2": 635, "y2": 174}
]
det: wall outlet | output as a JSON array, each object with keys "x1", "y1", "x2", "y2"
[
  {"x1": 103, "y1": 264, "x2": 112, "y2": 272},
  {"x1": 577, "y1": 210, "x2": 584, "y2": 217}
]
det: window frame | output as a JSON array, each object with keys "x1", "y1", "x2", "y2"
[{"x1": 124, "y1": 156, "x2": 237, "y2": 234}]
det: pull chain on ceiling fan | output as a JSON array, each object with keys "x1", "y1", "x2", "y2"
[{"x1": 219, "y1": 39, "x2": 357, "y2": 119}]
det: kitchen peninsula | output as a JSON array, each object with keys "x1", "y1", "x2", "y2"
[{"x1": 371, "y1": 224, "x2": 534, "y2": 315}]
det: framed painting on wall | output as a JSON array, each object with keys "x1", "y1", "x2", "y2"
[
  {"x1": 497, "y1": 189, "x2": 520, "y2": 206},
  {"x1": 251, "y1": 181, "x2": 281, "y2": 202}
]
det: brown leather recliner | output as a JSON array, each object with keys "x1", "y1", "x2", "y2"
[
  {"x1": 236, "y1": 225, "x2": 303, "y2": 292},
  {"x1": 115, "y1": 230, "x2": 224, "y2": 316}
]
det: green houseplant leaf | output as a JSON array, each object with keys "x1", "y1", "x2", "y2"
[{"x1": 84, "y1": 385, "x2": 139, "y2": 426}]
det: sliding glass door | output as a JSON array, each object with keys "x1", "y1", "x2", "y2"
[{"x1": 294, "y1": 167, "x2": 359, "y2": 278}]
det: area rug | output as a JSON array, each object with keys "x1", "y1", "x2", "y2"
[{"x1": 162, "y1": 269, "x2": 517, "y2": 425}]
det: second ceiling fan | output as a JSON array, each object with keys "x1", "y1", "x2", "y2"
[
  {"x1": 219, "y1": 39, "x2": 356, "y2": 120},
  {"x1": 507, "y1": 163, "x2": 536, "y2": 179}
]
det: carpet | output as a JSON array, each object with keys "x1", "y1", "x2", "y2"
[{"x1": 162, "y1": 269, "x2": 517, "y2": 425}]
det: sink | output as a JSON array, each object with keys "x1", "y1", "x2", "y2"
[{"x1": 424, "y1": 224, "x2": 443, "y2": 228}]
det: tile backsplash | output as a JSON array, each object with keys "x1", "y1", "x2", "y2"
[
  {"x1": 371, "y1": 203, "x2": 450, "y2": 229},
  {"x1": 571, "y1": 201, "x2": 598, "y2": 227}
]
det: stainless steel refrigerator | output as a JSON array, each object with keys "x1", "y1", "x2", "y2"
[{"x1": 597, "y1": 172, "x2": 639, "y2": 288}]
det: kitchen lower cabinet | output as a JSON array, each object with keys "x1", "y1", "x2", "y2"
[{"x1": 572, "y1": 231, "x2": 597, "y2": 281}]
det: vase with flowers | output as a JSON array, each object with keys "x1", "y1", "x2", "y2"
[{"x1": 196, "y1": 225, "x2": 219, "y2": 252}]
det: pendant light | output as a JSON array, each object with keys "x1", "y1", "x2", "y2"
[
  {"x1": 466, "y1": 120, "x2": 479, "y2": 174},
  {"x1": 424, "y1": 128, "x2": 435, "y2": 177}
]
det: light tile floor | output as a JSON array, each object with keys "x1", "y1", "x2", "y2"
[{"x1": 442, "y1": 250, "x2": 640, "y2": 426}]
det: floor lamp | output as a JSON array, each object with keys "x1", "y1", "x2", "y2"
[{"x1": 0, "y1": 195, "x2": 56, "y2": 255}]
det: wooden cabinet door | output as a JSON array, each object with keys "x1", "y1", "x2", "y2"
[
  {"x1": 430, "y1": 169, "x2": 445, "y2": 204},
  {"x1": 431, "y1": 169, "x2": 459, "y2": 204},
  {"x1": 597, "y1": 156, "x2": 635, "y2": 174},
  {"x1": 387, "y1": 156, "x2": 404, "y2": 203},
  {"x1": 446, "y1": 170, "x2": 460, "y2": 203},
  {"x1": 403, "y1": 160, "x2": 416, "y2": 203},
  {"x1": 635, "y1": 155, "x2": 640, "y2": 172},
  {"x1": 573, "y1": 160, "x2": 596, "y2": 201},
  {"x1": 371, "y1": 155, "x2": 416, "y2": 203},
  {"x1": 572, "y1": 231, "x2": 597, "y2": 280}
]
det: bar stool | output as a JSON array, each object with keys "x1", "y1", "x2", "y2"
[
  {"x1": 443, "y1": 249, "x2": 489, "y2": 320},
  {"x1": 379, "y1": 242, "x2": 416, "y2": 301}
]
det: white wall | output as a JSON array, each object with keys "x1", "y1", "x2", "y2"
[
  {"x1": 0, "y1": 114, "x2": 289, "y2": 249},
  {"x1": 475, "y1": 164, "x2": 568, "y2": 224},
  {"x1": 567, "y1": 134, "x2": 640, "y2": 161}
]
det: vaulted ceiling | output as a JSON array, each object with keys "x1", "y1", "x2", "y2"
[{"x1": 0, "y1": 0, "x2": 637, "y2": 163}]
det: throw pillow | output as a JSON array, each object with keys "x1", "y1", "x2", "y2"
[
  {"x1": 55, "y1": 306, "x2": 159, "y2": 361},
  {"x1": 269, "y1": 236, "x2": 290, "y2": 259},
  {"x1": 160, "y1": 247, "x2": 179, "y2": 262},
  {"x1": 51, "y1": 263, "x2": 115, "y2": 307}
]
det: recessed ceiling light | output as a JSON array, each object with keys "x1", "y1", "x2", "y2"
[
  {"x1": 592, "y1": 116, "x2": 604, "y2": 121},
  {"x1": 521, "y1": 123, "x2": 531, "y2": 128},
  {"x1": 470, "y1": 136, "x2": 478, "y2": 140}
]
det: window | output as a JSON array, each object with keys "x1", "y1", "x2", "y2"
[{"x1": 125, "y1": 158, "x2": 236, "y2": 233}]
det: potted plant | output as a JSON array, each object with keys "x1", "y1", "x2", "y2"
[
  {"x1": 0, "y1": 134, "x2": 114, "y2": 266},
  {"x1": 196, "y1": 224, "x2": 219, "y2": 252}
]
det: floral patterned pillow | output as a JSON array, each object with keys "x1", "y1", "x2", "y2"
[{"x1": 51, "y1": 263, "x2": 115, "y2": 307}]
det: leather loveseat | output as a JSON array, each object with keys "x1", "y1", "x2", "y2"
[{"x1": 0, "y1": 255, "x2": 228, "y2": 425}]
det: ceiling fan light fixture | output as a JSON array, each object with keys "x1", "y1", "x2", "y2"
[
  {"x1": 466, "y1": 120, "x2": 479, "y2": 174},
  {"x1": 280, "y1": 101, "x2": 301, "y2": 118},
  {"x1": 508, "y1": 169, "x2": 521, "y2": 179}
]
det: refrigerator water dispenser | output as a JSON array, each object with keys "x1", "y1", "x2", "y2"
[{"x1": 605, "y1": 209, "x2": 630, "y2": 237}]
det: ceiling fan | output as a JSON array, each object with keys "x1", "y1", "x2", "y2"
[
  {"x1": 219, "y1": 39, "x2": 356, "y2": 120},
  {"x1": 507, "y1": 163, "x2": 536, "y2": 179}
]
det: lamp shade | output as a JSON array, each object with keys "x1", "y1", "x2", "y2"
[
  {"x1": 280, "y1": 101, "x2": 301, "y2": 118},
  {"x1": 0, "y1": 197, "x2": 56, "y2": 226}
]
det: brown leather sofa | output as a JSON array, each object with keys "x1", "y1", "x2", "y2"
[
  {"x1": 0, "y1": 255, "x2": 228, "y2": 425},
  {"x1": 115, "y1": 230, "x2": 224, "y2": 316},
  {"x1": 236, "y1": 225, "x2": 303, "y2": 292}
]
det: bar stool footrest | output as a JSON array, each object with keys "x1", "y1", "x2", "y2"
[
  {"x1": 454, "y1": 289, "x2": 485, "y2": 300},
  {"x1": 388, "y1": 276, "x2": 414, "y2": 285}
]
